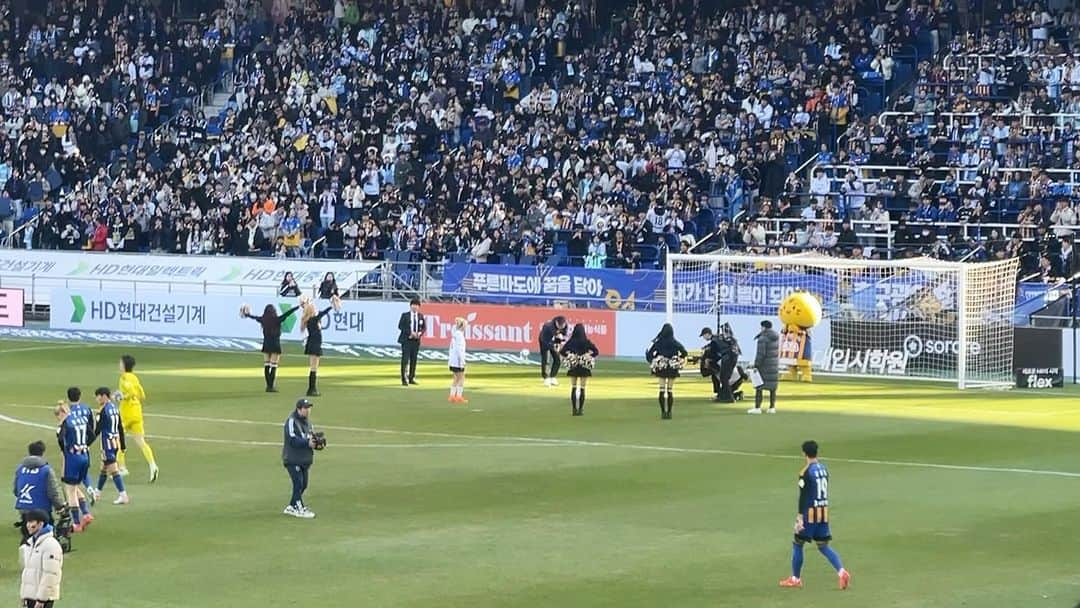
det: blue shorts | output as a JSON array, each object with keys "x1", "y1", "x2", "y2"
[
  {"x1": 795, "y1": 522, "x2": 832, "y2": 543},
  {"x1": 62, "y1": 453, "x2": 89, "y2": 486},
  {"x1": 101, "y1": 448, "x2": 119, "y2": 465}
]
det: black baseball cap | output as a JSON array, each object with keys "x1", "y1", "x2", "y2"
[
  {"x1": 23, "y1": 509, "x2": 49, "y2": 524},
  {"x1": 699, "y1": 327, "x2": 713, "y2": 337},
  {"x1": 761, "y1": 320, "x2": 773, "y2": 329},
  {"x1": 295, "y1": 399, "x2": 314, "y2": 409}
]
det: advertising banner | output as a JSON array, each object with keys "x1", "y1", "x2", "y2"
[
  {"x1": 441, "y1": 263, "x2": 839, "y2": 315},
  {"x1": 1, "y1": 251, "x2": 378, "y2": 305},
  {"x1": 825, "y1": 319, "x2": 1011, "y2": 379},
  {"x1": 49, "y1": 289, "x2": 402, "y2": 345},
  {"x1": 441, "y1": 263, "x2": 661, "y2": 310},
  {"x1": 47, "y1": 290, "x2": 616, "y2": 354},
  {"x1": 419, "y1": 302, "x2": 617, "y2": 354},
  {"x1": 670, "y1": 270, "x2": 836, "y2": 315},
  {"x1": 0, "y1": 288, "x2": 24, "y2": 327},
  {"x1": 1015, "y1": 367, "x2": 1064, "y2": 389}
]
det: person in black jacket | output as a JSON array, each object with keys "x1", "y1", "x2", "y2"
[
  {"x1": 282, "y1": 399, "x2": 319, "y2": 519},
  {"x1": 317, "y1": 273, "x2": 339, "y2": 299},
  {"x1": 279, "y1": 272, "x2": 301, "y2": 297},
  {"x1": 397, "y1": 298, "x2": 425, "y2": 386},
  {"x1": 560, "y1": 324, "x2": 599, "y2": 416},
  {"x1": 538, "y1": 315, "x2": 568, "y2": 386},
  {"x1": 647, "y1": 323, "x2": 688, "y2": 419},
  {"x1": 301, "y1": 296, "x2": 341, "y2": 397},
  {"x1": 243, "y1": 302, "x2": 301, "y2": 392},
  {"x1": 701, "y1": 325, "x2": 740, "y2": 402}
]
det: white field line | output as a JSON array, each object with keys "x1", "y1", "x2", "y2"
[
  {"x1": 0, "y1": 413, "x2": 563, "y2": 450},
  {"x1": 2, "y1": 404, "x2": 1079, "y2": 479},
  {"x1": 0, "y1": 345, "x2": 84, "y2": 355}
]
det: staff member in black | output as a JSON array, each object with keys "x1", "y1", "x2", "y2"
[
  {"x1": 397, "y1": 298, "x2": 425, "y2": 386},
  {"x1": 301, "y1": 296, "x2": 341, "y2": 397},
  {"x1": 282, "y1": 398, "x2": 320, "y2": 519},
  {"x1": 243, "y1": 302, "x2": 301, "y2": 392},
  {"x1": 560, "y1": 324, "x2": 599, "y2": 416},
  {"x1": 539, "y1": 315, "x2": 568, "y2": 386},
  {"x1": 647, "y1": 323, "x2": 688, "y2": 420},
  {"x1": 701, "y1": 325, "x2": 740, "y2": 402}
]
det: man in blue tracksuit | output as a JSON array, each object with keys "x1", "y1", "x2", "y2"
[
  {"x1": 282, "y1": 399, "x2": 317, "y2": 520},
  {"x1": 13, "y1": 441, "x2": 66, "y2": 543}
]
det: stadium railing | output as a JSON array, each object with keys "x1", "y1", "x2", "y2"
[{"x1": 879, "y1": 110, "x2": 1080, "y2": 132}]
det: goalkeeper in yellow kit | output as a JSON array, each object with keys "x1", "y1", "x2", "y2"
[{"x1": 116, "y1": 355, "x2": 159, "y2": 482}]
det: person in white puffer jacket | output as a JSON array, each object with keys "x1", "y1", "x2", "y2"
[
  {"x1": 20, "y1": 509, "x2": 63, "y2": 608},
  {"x1": 448, "y1": 317, "x2": 468, "y2": 404}
]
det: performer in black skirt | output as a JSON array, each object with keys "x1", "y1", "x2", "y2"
[
  {"x1": 560, "y1": 324, "x2": 599, "y2": 416},
  {"x1": 301, "y1": 295, "x2": 341, "y2": 396},
  {"x1": 646, "y1": 323, "x2": 688, "y2": 420},
  {"x1": 242, "y1": 302, "x2": 301, "y2": 392}
]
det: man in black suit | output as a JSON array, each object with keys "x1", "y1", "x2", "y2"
[
  {"x1": 538, "y1": 315, "x2": 568, "y2": 386},
  {"x1": 397, "y1": 298, "x2": 425, "y2": 386}
]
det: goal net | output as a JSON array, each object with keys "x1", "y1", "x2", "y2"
[{"x1": 664, "y1": 253, "x2": 1020, "y2": 389}]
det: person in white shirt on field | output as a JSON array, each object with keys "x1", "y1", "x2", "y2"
[{"x1": 448, "y1": 317, "x2": 468, "y2": 404}]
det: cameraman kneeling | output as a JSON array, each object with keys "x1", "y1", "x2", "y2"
[{"x1": 282, "y1": 399, "x2": 324, "y2": 519}]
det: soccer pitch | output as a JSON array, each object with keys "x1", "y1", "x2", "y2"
[{"x1": 1, "y1": 338, "x2": 1078, "y2": 608}]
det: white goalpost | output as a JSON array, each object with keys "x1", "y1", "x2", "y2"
[{"x1": 665, "y1": 252, "x2": 1021, "y2": 389}]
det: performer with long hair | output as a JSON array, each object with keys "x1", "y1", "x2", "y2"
[
  {"x1": 448, "y1": 317, "x2": 468, "y2": 403},
  {"x1": 646, "y1": 323, "x2": 688, "y2": 420},
  {"x1": 243, "y1": 302, "x2": 302, "y2": 392},
  {"x1": 301, "y1": 295, "x2": 342, "y2": 396},
  {"x1": 560, "y1": 324, "x2": 599, "y2": 416}
]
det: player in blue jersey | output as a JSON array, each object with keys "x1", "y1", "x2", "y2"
[
  {"x1": 65, "y1": 388, "x2": 98, "y2": 502},
  {"x1": 92, "y1": 387, "x2": 129, "y2": 505},
  {"x1": 780, "y1": 440, "x2": 851, "y2": 590},
  {"x1": 55, "y1": 390, "x2": 94, "y2": 533}
]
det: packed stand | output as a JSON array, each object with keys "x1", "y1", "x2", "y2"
[
  {"x1": 771, "y1": 1, "x2": 1080, "y2": 279},
  {"x1": 4, "y1": 0, "x2": 958, "y2": 272},
  {"x1": 0, "y1": 0, "x2": 264, "y2": 246}
]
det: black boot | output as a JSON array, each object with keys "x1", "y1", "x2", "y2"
[
  {"x1": 658, "y1": 391, "x2": 667, "y2": 419},
  {"x1": 267, "y1": 365, "x2": 278, "y2": 392},
  {"x1": 577, "y1": 388, "x2": 585, "y2": 415},
  {"x1": 307, "y1": 371, "x2": 319, "y2": 397},
  {"x1": 571, "y1": 387, "x2": 580, "y2": 416},
  {"x1": 264, "y1": 364, "x2": 273, "y2": 391},
  {"x1": 664, "y1": 391, "x2": 673, "y2": 419}
]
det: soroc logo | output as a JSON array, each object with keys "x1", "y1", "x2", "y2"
[{"x1": 902, "y1": 334, "x2": 982, "y2": 358}]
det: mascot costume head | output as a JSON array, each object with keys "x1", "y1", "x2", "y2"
[{"x1": 778, "y1": 291, "x2": 822, "y2": 382}]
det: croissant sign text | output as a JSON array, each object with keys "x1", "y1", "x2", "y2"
[{"x1": 418, "y1": 303, "x2": 617, "y2": 354}]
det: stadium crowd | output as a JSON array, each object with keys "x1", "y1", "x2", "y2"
[{"x1": 0, "y1": 0, "x2": 1076, "y2": 281}]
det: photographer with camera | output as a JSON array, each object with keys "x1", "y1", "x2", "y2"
[{"x1": 282, "y1": 399, "x2": 325, "y2": 520}]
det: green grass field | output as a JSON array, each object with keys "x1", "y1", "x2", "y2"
[{"x1": 0, "y1": 337, "x2": 1079, "y2": 607}]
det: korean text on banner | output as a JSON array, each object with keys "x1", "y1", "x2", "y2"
[
  {"x1": 441, "y1": 263, "x2": 843, "y2": 314},
  {"x1": 441, "y1": 263, "x2": 662, "y2": 310},
  {"x1": 49, "y1": 289, "x2": 401, "y2": 346}
]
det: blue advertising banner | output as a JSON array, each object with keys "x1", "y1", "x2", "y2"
[
  {"x1": 441, "y1": 263, "x2": 663, "y2": 310},
  {"x1": 671, "y1": 270, "x2": 837, "y2": 315},
  {"x1": 441, "y1": 263, "x2": 838, "y2": 314}
]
